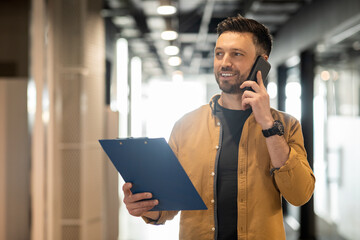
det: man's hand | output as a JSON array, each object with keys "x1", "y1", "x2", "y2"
[
  {"x1": 240, "y1": 70, "x2": 274, "y2": 129},
  {"x1": 122, "y1": 183, "x2": 160, "y2": 220}
]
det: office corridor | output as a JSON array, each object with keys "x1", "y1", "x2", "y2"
[{"x1": 2, "y1": 0, "x2": 360, "y2": 239}]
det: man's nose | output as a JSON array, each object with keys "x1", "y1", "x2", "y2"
[{"x1": 221, "y1": 54, "x2": 232, "y2": 68}]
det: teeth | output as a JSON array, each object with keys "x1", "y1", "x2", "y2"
[{"x1": 221, "y1": 73, "x2": 234, "y2": 77}]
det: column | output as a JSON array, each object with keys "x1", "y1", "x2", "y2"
[{"x1": 299, "y1": 50, "x2": 316, "y2": 240}]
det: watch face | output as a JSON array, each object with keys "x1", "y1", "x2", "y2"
[{"x1": 274, "y1": 120, "x2": 284, "y2": 135}]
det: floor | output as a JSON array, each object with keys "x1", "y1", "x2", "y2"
[{"x1": 285, "y1": 215, "x2": 348, "y2": 240}]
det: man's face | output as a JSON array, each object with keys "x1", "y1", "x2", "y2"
[{"x1": 213, "y1": 31, "x2": 257, "y2": 94}]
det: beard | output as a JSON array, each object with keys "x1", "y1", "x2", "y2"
[{"x1": 214, "y1": 69, "x2": 248, "y2": 94}]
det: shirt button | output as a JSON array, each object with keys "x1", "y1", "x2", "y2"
[
  {"x1": 211, "y1": 199, "x2": 215, "y2": 203},
  {"x1": 211, "y1": 172, "x2": 215, "y2": 176},
  {"x1": 212, "y1": 227, "x2": 215, "y2": 231},
  {"x1": 217, "y1": 122, "x2": 220, "y2": 126},
  {"x1": 215, "y1": 145, "x2": 219, "y2": 149}
]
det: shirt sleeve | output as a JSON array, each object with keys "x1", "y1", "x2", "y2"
[{"x1": 272, "y1": 118, "x2": 316, "y2": 206}]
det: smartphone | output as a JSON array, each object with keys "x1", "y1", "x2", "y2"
[{"x1": 243, "y1": 56, "x2": 271, "y2": 92}]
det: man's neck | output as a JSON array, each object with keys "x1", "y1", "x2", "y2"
[{"x1": 218, "y1": 92, "x2": 245, "y2": 110}]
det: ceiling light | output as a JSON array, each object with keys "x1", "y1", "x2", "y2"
[
  {"x1": 112, "y1": 16, "x2": 136, "y2": 27},
  {"x1": 168, "y1": 56, "x2": 182, "y2": 66},
  {"x1": 161, "y1": 30, "x2": 178, "y2": 41},
  {"x1": 157, "y1": 5, "x2": 177, "y2": 15},
  {"x1": 164, "y1": 45, "x2": 179, "y2": 55},
  {"x1": 157, "y1": 0, "x2": 177, "y2": 15}
]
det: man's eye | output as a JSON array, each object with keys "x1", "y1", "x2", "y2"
[
  {"x1": 215, "y1": 52, "x2": 223, "y2": 56},
  {"x1": 234, "y1": 52, "x2": 243, "y2": 56}
]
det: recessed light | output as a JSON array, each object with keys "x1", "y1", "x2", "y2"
[
  {"x1": 164, "y1": 45, "x2": 180, "y2": 55},
  {"x1": 157, "y1": 5, "x2": 177, "y2": 15},
  {"x1": 168, "y1": 56, "x2": 182, "y2": 66},
  {"x1": 161, "y1": 30, "x2": 178, "y2": 41}
]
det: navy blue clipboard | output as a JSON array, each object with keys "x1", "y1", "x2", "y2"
[{"x1": 99, "y1": 138, "x2": 207, "y2": 211}]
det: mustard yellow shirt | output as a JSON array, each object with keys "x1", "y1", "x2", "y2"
[{"x1": 145, "y1": 96, "x2": 315, "y2": 240}]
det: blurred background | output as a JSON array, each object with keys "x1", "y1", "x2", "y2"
[{"x1": 0, "y1": 0, "x2": 359, "y2": 239}]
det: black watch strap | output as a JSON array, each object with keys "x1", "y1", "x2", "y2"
[{"x1": 262, "y1": 120, "x2": 284, "y2": 137}]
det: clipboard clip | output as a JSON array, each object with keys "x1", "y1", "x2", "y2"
[{"x1": 117, "y1": 137, "x2": 150, "y2": 145}]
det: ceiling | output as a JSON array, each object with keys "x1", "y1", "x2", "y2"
[
  {"x1": 102, "y1": 0, "x2": 313, "y2": 80},
  {"x1": 316, "y1": 29, "x2": 360, "y2": 67}
]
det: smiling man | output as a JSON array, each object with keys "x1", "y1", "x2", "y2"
[
  {"x1": 122, "y1": 15, "x2": 315, "y2": 240},
  {"x1": 214, "y1": 32, "x2": 260, "y2": 94}
]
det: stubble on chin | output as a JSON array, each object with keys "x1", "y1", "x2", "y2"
[{"x1": 215, "y1": 73, "x2": 246, "y2": 94}]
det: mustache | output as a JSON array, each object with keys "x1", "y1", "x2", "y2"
[
  {"x1": 221, "y1": 66, "x2": 233, "y2": 71},
  {"x1": 217, "y1": 67, "x2": 240, "y2": 76}
]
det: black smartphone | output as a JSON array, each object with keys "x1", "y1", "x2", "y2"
[{"x1": 243, "y1": 56, "x2": 271, "y2": 92}]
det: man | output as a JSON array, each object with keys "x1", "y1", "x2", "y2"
[{"x1": 122, "y1": 15, "x2": 315, "y2": 239}]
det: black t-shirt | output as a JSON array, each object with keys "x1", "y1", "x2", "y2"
[{"x1": 215, "y1": 100, "x2": 252, "y2": 240}]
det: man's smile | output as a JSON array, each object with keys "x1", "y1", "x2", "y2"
[
  {"x1": 218, "y1": 71, "x2": 238, "y2": 79},
  {"x1": 220, "y1": 72, "x2": 236, "y2": 77}
]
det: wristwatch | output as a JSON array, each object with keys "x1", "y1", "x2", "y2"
[{"x1": 262, "y1": 120, "x2": 284, "y2": 137}]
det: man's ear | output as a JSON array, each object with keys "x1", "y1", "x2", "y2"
[{"x1": 262, "y1": 54, "x2": 269, "y2": 61}]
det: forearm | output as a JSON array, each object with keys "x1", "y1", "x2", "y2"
[
  {"x1": 265, "y1": 135, "x2": 290, "y2": 168},
  {"x1": 262, "y1": 113, "x2": 315, "y2": 206},
  {"x1": 258, "y1": 115, "x2": 290, "y2": 168}
]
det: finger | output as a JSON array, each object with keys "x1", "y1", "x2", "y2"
[
  {"x1": 122, "y1": 182, "x2": 133, "y2": 197},
  {"x1": 129, "y1": 207, "x2": 152, "y2": 217},
  {"x1": 242, "y1": 88, "x2": 256, "y2": 98},
  {"x1": 240, "y1": 80, "x2": 254, "y2": 89},
  {"x1": 127, "y1": 199, "x2": 159, "y2": 216},
  {"x1": 129, "y1": 205, "x2": 156, "y2": 217},
  {"x1": 128, "y1": 199, "x2": 158, "y2": 210},
  {"x1": 126, "y1": 192, "x2": 153, "y2": 204},
  {"x1": 257, "y1": 71, "x2": 264, "y2": 87},
  {"x1": 241, "y1": 81, "x2": 260, "y2": 93},
  {"x1": 124, "y1": 192, "x2": 153, "y2": 206},
  {"x1": 241, "y1": 95, "x2": 252, "y2": 109}
]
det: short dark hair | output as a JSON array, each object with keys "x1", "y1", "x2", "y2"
[{"x1": 216, "y1": 14, "x2": 273, "y2": 57}]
